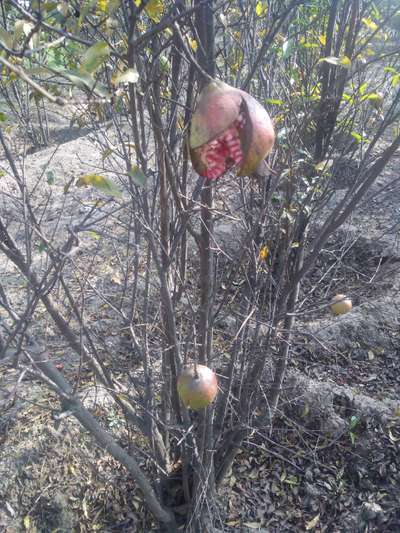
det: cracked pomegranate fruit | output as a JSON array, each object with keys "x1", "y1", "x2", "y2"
[
  {"x1": 189, "y1": 80, "x2": 275, "y2": 180},
  {"x1": 177, "y1": 364, "x2": 218, "y2": 410}
]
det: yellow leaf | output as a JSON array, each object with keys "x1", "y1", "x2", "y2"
[
  {"x1": 255, "y1": 2, "x2": 267, "y2": 17},
  {"x1": 97, "y1": 0, "x2": 109, "y2": 13},
  {"x1": 76, "y1": 174, "x2": 122, "y2": 198},
  {"x1": 315, "y1": 158, "x2": 334, "y2": 172},
  {"x1": 362, "y1": 17, "x2": 378, "y2": 31},
  {"x1": 362, "y1": 92, "x2": 383, "y2": 110},
  {"x1": 339, "y1": 55, "x2": 351, "y2": 67},
  {"x1": 391, "y1": 74, "x2": 400, "y2": 87},
  {"x1": 320, "y1": 56, "x2": 351, "y2": 68},
  {"x1": 259, "y1": 245, "x2": 269, "y2": 261},
  {"x1": 112, "y1": 67, "x2": 139, "y2": 85},
  {"x1": 23, "y1": 515, "x2": 31, "y2": 530},
  {"x1": 318, "y1": 34, "x2": 326, "y2": 46},
  {"x1": 146, "y1": 0, "x2": 164, "y2": 22},
  {"x1": 135, "y1": 0, "x2": 164, "y2": 22},
  {"x1": 305, "y1": 514, "x2": 320, "y2": 530},
  {"x1": 82, "y1": 499, "x2": 89, "y2": 519},
  {"x1": 243, "y1": 522, "x2": 262, "y2": 529},
  {"x1": 188, "y1": 38, "x2": 198, "y2": 52}
]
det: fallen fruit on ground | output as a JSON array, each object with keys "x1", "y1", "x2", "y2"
[
  {"x1": 189, "y1": 80, "x2": 275, "y2": 180},
  {"x1": 177, "y1": 364, "x2": 218, "y2": 410},
  {"x1": 330, "y1": 294, "x2": 352, "y2": 315}
]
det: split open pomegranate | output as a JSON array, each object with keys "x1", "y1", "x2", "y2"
[{"x1": 189, "y1": 80, "x2": 275, "y2": 180}]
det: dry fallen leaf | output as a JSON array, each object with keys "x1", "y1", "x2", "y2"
[{"x1": 305, "y1": 513, "x2": 320, "y2": 530}]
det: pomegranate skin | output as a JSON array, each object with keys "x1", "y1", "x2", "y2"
[
  {"x1": 236, "y1": 91, "x2": 275, "y2": 176},
  {"x1": 189, "y1": 80, "x2": 275, "y2": 180},
  {"x1": 330, "y1": 294, "x2": 352, "y2": 315},
  {"x1": 177, "y1": 364, "x2": 218, "y2": 410}
]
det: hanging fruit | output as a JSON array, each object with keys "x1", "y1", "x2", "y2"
[
  {"x1": 177, "y1": 364, "x2": 218, "y2": 410},
  {"x1": 189, "y1": 80, "x2": 275, "y2": 180}
]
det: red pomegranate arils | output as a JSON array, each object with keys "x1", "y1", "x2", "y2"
[{"x1": 197, "y1": 114, "x2": 246, "y2": 180}]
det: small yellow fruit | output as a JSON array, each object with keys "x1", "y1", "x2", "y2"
[
  {"x1": 177, "y1": 364, "x2": 218, "y2": 410},
  {"x1": 330, "y1": 294, "x2": 352, "y2": 315}
]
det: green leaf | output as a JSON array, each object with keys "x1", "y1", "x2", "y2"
[
  {"x1": 57, "y1": 68, "x2": 110, "y2": 97},
  {"x1": 112, "y1": 68, "x2": 139, "y2": 85},
  {"x1": 265, "y1": 98, "x2": 284, "y2": 106},
  {"x1": 80, "y1": 41, "x2": 110, "y2": 74},
  {"x1": 351, "y1": 132, "x2": 362, "y2": 143},
  {"x1": 350, "y1": 415, "x2": 359, "y2": 430},
  {"x1": 342, "y1": 93, "x2": 353, "y2": 103},
  {"x1": 42, "y1": 2, "x2": 58, "y2": 10},
  {"x1": 46, "y1": 170, "x2": 56, "y2": 185},
  {"x1": 86, "y1": 230, "x2": 101, "y2": 240},
  {"x1": 358, "y1": 82, "x2": 368, "y2": 95},
  {"x1": 301, "y1": 42, "x2": 319, "y2": 49},
  {"x1": 128, "y1": 166, "x2": 147, "y2": 187},
  {"x1": 37, "y1": 240, "x2": 47, "y2": 253},
  {"x1": 76, "y1": 174, "x2": 122, "y2": 198},
  {"x1": 159, "y1": 55, "x2": 170, "y2": 73},
  {"x1": 0, "y1": 112, "x2": 7, "y2": 122},
  {"x1": 77, "y1": 0, "x2": 97, "y2": 27},
  {"x1": 282, "y1": 39, "x2": 294, "y2": 59},
  {"x1": 391, "y1": 74, "x2": 400, "y2": 88},
  {"x1": 360, "y1": 92, "x2": 383, "y2": 107}
]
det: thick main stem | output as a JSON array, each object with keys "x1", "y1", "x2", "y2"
[{"x1": 190, "y1": 2, "x2": 217, "y2": 531}]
